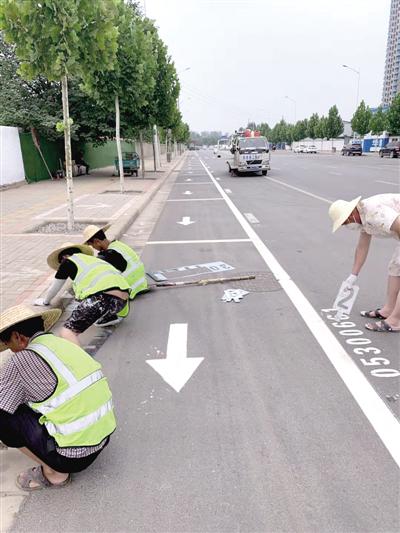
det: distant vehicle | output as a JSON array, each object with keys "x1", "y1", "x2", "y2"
[
  {"x1": 379, "y1": 141, "x2": 400, "y2": 158},
  {"x1": 341, "y1": 142, "x2": 362, "y2": 156},
  {"x1": 304, "y1": 144, "x2": 318, "y2": 153},
  {"x1": 294, "y1": 144, "x2": 306, "y2": 153},
  {"x1": 228, "y1": 133, "x2": 270, "y2": 176},
  {"x1": 188, "y1": 145, "x2": 196, "y2": 151},
  {"x1": 214, "y1": 137, "x2": 230, "y2": 158}
]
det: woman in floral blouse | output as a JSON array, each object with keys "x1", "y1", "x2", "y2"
[{"x1": 329, "y1": 193, "x2": 400, "y2": 332}]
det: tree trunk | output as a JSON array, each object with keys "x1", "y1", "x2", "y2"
[
  {"x1": 115, "y1": 95, "x2": 124, "y2": 193},
  {"x1": 139, "y1": 131, "x2": 145, "y2": 178},
  {"x1": 152, "y1": 125, "x2": 158, "y2": 171},
  {"x1": 61, "y1": 75, "x2": 74, "y2": 231}
]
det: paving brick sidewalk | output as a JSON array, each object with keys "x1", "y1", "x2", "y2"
[{"x1": 0, "y1": 153, "x2": 184, "y2": 313}]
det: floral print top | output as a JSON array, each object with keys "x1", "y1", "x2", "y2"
[{"x1": 358, "y1": 194, "x2": 400, "y2": 239}]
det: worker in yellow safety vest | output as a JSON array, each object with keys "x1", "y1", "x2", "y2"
[
  {"x1": 0, "y1": 304, "x2": 116, "y2": 491},
  {"x1": 83, "y1": 224, "x2": 149, "y2": 300},
  {"x1": 34, "y1": 242, "x2": 130, "y2": 345}
]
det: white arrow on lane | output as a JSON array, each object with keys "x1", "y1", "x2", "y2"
[
  {"x1": 146, "y1": 324, "x2": 204, "y2": 393},
  {"x1": 183, "y1": 190, "x2": 193, "y2": 195},
  {"x1": 177, "y1": 216, "x2": 195, "y2": 226}
]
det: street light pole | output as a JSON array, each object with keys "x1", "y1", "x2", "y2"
[
  {"x1": 342, "y1": 64, "x2": 360, "y2": 138},
  {"x1": 285, "y1": 95, "x2": 297, "y2": 123}
]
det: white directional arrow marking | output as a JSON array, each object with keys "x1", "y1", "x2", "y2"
[
  {"x1": 177, "y1": 216, "x2": 195, "y2": 226},
  {"x1": 146, "y1": 324, "x2": 204, "y2": 393},
  {"x1": 183, "y1": 190, "x2": 193, "y2": 195}
]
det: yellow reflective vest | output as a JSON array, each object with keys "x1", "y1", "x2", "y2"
[
  {"x1": 28, "y1": 333, "x2": 116, "y2": 448},
  {"x1": 108, "y1": 240, "x2": 148, "y2": 298},
  {"x1": 69, "y1": 253, "x2": 130, "y2": 300}
]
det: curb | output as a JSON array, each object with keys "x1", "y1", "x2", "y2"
[{"x1": 27, "y1": 152, "x2": 186, "y2": 311}]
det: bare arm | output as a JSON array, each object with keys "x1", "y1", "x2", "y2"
[
  {"x1": 351, "y1": 231, "x2": 372, "y2": 275},
  {"x1": 390, "y1": 215, "x2": 400, "y2": 239}
]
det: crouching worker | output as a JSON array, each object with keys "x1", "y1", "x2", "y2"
[
  {"x1": 0, "y1": 305, "x2": 116, "y2": 491},
  {"x1": 83, "y1": 224, "x2": 149, "y2": 300},
  {"x1": 34, "y1": 242, "x2": 130, "y2": 344}
]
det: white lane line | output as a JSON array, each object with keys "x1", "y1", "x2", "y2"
[
  {"x1": 34, "y1": 194, "x2": 90, "y2": 219},
  {"x1": 198, "y1": 156, "x2": 400, "y2": 467},
  {"x1": 244, "y1": 213, "x2": 260, "y2": 224},
  {"x1": 174, "y1": 182, "x2": 213, "y2": 185},
  {"x1": 167, "y1": 198, "x2": 223, "y2": 202},
  {"x1": 224, "y1": 188, "x2": 232, "y2": 194},
  {"x1": 147, "y1": 238, "x2": 251, "y2": 244},
  {"x1": 376, "y1": 180, "x2": 399, "y2": 186},
  {"x1": 328, "y1": 171, "x2": 343, "y2": 176},
  {"x1": 266, "y1": 177, "x2": 331, "y2": 204}
]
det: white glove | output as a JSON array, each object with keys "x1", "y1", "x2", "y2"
[
  {"x1": 343, "y1": 274, "x2": 358, "y2": 290},
  {"x1": 33, "y1": 297, "x2": 49, "y2": 306}
]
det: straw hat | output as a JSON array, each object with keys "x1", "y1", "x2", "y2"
[
  {"x1": 328, "y1": 196, "x2": 362, "y2": 233},
  {"x1": 82, "y1": 224, "x2": 111, "y2": 244},
  {"x1": 0, "y1": 304, "x2": 62, "y2": 352},
  {"x1": 47, "y1": 242, "x2": 93, "y2": 270}
]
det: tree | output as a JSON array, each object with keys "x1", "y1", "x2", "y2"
[
  {"x1": 292, "y1": 119, "x2": 308, "y2": 142},
  {"x1": 315, "y1": 116, "x2": 328, "y2": 138},
  {"x1": 386, "y1": 94, "x2": 400, "y2": 135},
  {"x1": 0, "y1": 0, "x2": 120, "y2": 229},
  {"x1": 307, "y1": 113, "x2": 319, "y2": 139},
  {"x1": 84, "y1": 3, "x2": 157, "y2": 190},
  {"x1": 326, "y1": 105, "x2": 343, "y2": 139},
  {"x1": 369, "y1": 106, "x2": 388, "y2": 136},
  {"x1": 351, "y1": 100, "x2": 372, "y2": 137}
]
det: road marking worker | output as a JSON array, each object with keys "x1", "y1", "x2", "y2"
[
  {"x1": 329, "y1": 193, "x2": 400, "y2": 332},
  {"x1": 83, "y1": 224, "x2": 149, "y2": 301},
  {"x1": 0, "y1": 304, "x2": 116, "y2": 491},
  {"x1": 34, "y1": 242, "x2": 130, "y2": 343}
]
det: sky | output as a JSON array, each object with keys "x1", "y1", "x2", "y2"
[{"x1": 144, "y1": 0, "x2": 391, "y2": 133}]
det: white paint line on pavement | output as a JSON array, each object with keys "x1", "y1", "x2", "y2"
[
  {"x1": 265, "y1": 177, "x2": 332, "y2": 204},
  {"x1": 198, "y1": 156, "x2": 400, "y2": 467},
  {"x1": 224, "y1": 188, "x2": 232, "y2": 194},
  {"x1": 174, "y1": 182, "x2": 212, "y2": 185},
  {"x1": 34, "y1": 194, "x2": 90, "y2": 219},
  {"x1": 244, "y1": 213, "x2": 260, "y2": 224},
  {"x1": 376, "y1": 180, "x2": 399, "y2": 186},
  {"x1": 328, "y1": 171, "x2": 343, "y2": 176},
  {"x1": 147, "y1": 238, "x2": 251, "y2": 244},
  {"x1": 166, "y1": 198, "x2": 224, "y2": 202}
]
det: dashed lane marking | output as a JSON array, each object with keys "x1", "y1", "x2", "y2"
[
  {"x1": 244, "y1": 213, "x2": 260, "y2": 224},
  {"x1": 265, "y1": 177, "x2": 331, "y2": 204},
  {"x1": 166, "y1": 198, "x2": 224, "y2": 202},
  {"x1": 376, "y1": 180, "x2": 399, "y2": 186}
]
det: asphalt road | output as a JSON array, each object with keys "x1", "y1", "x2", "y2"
[{"x1": 13, "y1": 151, "x2": 400, "y2": 533}]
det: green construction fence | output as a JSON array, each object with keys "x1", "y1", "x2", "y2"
[
  {"x1": 19, "y1": 132, "x2": 63, "y2": 183},
  {"x1": 82, "y1": 140, "x2": 137, "y2": 170}
]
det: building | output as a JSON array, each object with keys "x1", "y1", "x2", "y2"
[{"x1": 382, "y1": 0, "x2": 400, "y2": 106}]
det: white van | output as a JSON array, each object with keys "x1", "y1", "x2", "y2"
[{"x1": 227, "y1": 135, "x2": 270, "y2": 175}]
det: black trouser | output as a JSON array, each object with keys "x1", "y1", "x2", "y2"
[{"x1": 0, "y1": 405, "x2": 106, "y2": 473}]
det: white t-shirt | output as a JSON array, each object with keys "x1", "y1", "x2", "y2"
[{"x1": 358, "y1": 194, "x2": 400, "y2": 239}]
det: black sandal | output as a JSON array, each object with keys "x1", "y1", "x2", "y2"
[{"x1": 360, "y1": 309, "x2": 387, "y2": 319}]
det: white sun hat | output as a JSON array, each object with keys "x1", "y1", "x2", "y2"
[
  {"x1": 0, "y1": 304, "x2": 62, "y2": 351},
  {"x1": 328, "y1": 196, "x2": 362, "y2": 233},
  {"x1": 82, "y1": 224, "x2": 111, "y2": 244},
  {"x1": 47, "y1": 242, "x2": 93, "y2": 270}
]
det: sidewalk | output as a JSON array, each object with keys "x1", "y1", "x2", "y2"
[
  {"x1": 0, "y1": 151, "x2": 186, "y2": 532},
  {"x1": 0, "y1": 153, "x2": 185, "y2": 314}
]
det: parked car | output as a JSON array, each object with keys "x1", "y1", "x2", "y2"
[
  {"x1": 294, "y1": 144, "x2": 306, "y2": 153},
  {"x1": 341, "y1": 142, "x2": 362, "y2": 156},
  {"x1": 379, "y1": 141, "x2": 400, "y2": 158},
  {"x1": 305, "y1": 144, "x2": 318, "y2": 153}
]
